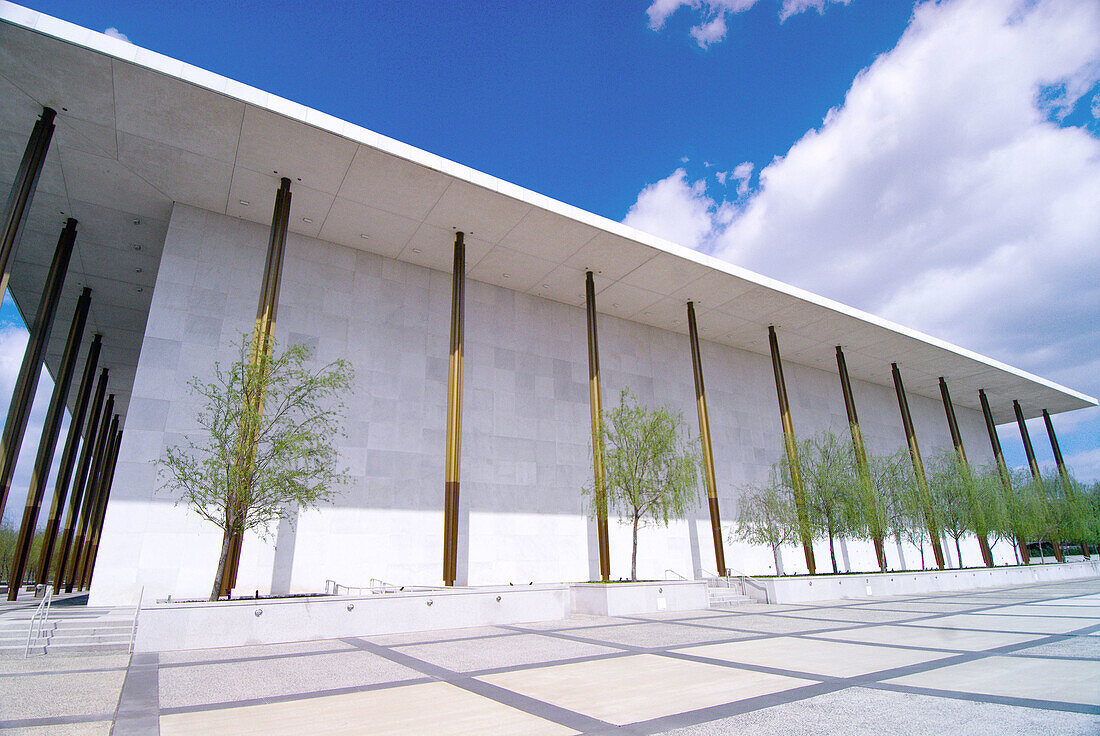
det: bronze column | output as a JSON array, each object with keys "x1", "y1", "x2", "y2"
[
  {"x1": 1014, "y1": 400, "x2": 1061, "y2": 562},
  {"x1": 836, "y1": 346, "x2": 884, "y2": 571},
  {"x1": 218, "y1": 178, "x2": 292, "y2": 598},
  {"x1": 980, "y1": 389, "x2": 1028, "y2": 564},
  {"x1": 0, "y1": 218, "x2": 78, "y2": 521},
  {"x1": 0, "y1": 107, "x2": 55, "y2": 284},
  {"x1": 443, "y1": 232, "x2": 465, "y2": 586},
  {"x1": 38, "y1": 333, "x2": 102, "y2": 587},
  {"x1": 1043, "y1": 409, "x2": 1089, "y2": 559},
  {"x1": 891, "y1": 363, "x2": 945, "y2": 569},
  {"x1": 768, "y1": 326, "x2": 815, "y2": 574},
  {"x1": 8, "y1": 287, "x2": 91, "y2": 599},
  {"x1": 584, "y1": 271, "x2": 610, "y2": 581},
  {"x1": 687, "y1": 302, "x2": 726, "y2": 576},
  {"x1": 67, "y1": 392, "x2": 113, "y2": 591},
  {"x1": 79, "y1": 420, "x2": 121, "y2": 590},
  {"x1": 940, "y1": 377, "x2": 992, "y2": 567},
  {"x1": 54, "y1": 367, "x2": 108, "y2": 592}
]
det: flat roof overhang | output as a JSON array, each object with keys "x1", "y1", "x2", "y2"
[{"x1": 0, "y1": 4, "x2": 1094, "y2": 426}]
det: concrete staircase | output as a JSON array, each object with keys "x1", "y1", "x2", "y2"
[
  {"x1": 0, "y1": 598, "x2": 137, "y2": 656},
  {"x1": 706, "y1": 585, "x2": 753, "y2": 609}
]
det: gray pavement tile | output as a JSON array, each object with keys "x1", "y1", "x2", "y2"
[
  {"x1": 158, "y1": 637, "x2": 354, "y2": 665},
  {"x1": 392, "y1": 632, "x2": 622, "y2": 672},
  {"x1": 0, "y1": 669, "x2": 126, "y2": 721},
  {"x1": 568, "y1": 622, "x2": 755, "y2": 648},
  {"x1": 518, "y1": 615, "x2": 638, "y2": 630},
  {"x1": 157, "y1": 648, "x2": 422, "y2": 708},
  {"x1": 1012, "y1": 637, "x2": 1100, "y2": 660},
  {"x1": 778, "y1": 608, "x2": 923, "y2": 624},
  {"x1": 700, "y1": 614, "x2": 843, "y2": 635},
  {"x1": 0, "y1": 722, "x2": 113, "y2": 736},
  {"x1": 366, "y1": 625, "x2": 518, "y2": 646},
  {"x1": 652, "y1": 685, "x2": 1100, "y2": 736},
  {"x1": 0, "y1": 653, "x2": 130, "y2": 675}
]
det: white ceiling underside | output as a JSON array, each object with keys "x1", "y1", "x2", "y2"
[{"x1": 0, "y1": 6, "x2": 1094, "y2": 426}]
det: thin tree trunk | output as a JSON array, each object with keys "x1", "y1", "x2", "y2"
[
  {"x1": 919, "y1": 542, "x2": 925, "y2": 570},
  {"x1": 1016, "y1": 534, "x2": 1030, "y2": 564},
  {"x1": 872, "y1": 535, "x2": 887, "y2": 573},
  {"x1": 631, "y1": 513, "x2": 639, "y2": 582},
  {"x1": 1052, "y1": 540, "x2": 1064, "y2": 563},
  {"x1": 772, "y1": 544, "x2": 781, "y2": 575},
  {"x1": 1013, "y1": 542, "x2": 1019, "y2": 565},
  {"x1": 211, "y1": 526, "x2": 234, "y2": 601},
  {"x1": 978, "y1": 535, "x2": 993, "y2": 567},
  {"x1": 828, "y1": 529, "x2": 838, "y2": 574},
  {"x1": 955, "y1": 537, "x2": 963, "y2": 569}
]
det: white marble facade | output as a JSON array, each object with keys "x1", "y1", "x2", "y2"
[{"x1": 89, "y1": 203, "x2": 1006, "y2": 605}]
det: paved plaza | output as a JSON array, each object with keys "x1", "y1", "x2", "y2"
[{"x1": 1, "y1": 578, "x2": 1098, "y2": 735}]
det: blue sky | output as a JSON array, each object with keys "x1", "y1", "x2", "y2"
[{"x1": 2, "y1": 0, "x2": 1099, "y2": 523}]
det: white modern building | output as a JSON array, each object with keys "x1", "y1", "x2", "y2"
[{"x1": 0, "y1": 4, "x2": 1093, "y2": 606}]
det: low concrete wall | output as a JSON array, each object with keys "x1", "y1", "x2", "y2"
[
  {"x1": 750, "y1": 560, "x2": 1100, "y2": 604},
  {"x1": 571, "y1": 581, "x2": 708, "y2": 616},
  {"x1": 135, "y1": 585, "x2": 570, "y2": 652}
]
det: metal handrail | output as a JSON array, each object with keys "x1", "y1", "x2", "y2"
[
  {"x1": 128, "y1": 586, "x2": 144, "y2": 654},
  {"x1": 664, "y1": 569, "x2": 689, "y2": 580},
  {"x1": 24, "y1": 585, "x2": 53, "y2": 657},
  {"x1": 701, "y1": 567, "x2": 770, "y2": 604},
  {"x1": 324, "y1": 579, "x2": 448, "y2": 596}
]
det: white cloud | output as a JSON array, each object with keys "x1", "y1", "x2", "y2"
[
  {"x1": 731, "y1": 161, "x2": 754, "y2": 196},
  {"x1": 647, "y1": 0, "x2": 849, "y2": 47},
  {"x1": 104, "y1": 27, "x2": 130, "y2": 43},
  {"x1": 623, "y1": 168, "x2": 722, "y2": 250},
  {"x1": 625, "y1": 0, "x2": 1100, "y2": 476}
]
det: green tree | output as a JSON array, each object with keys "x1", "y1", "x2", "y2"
[
  {"x1": 928, "y1": 451, "x2": 970, "y2": 568},
  {"x1": 159, "y1": 335, "x2": 354, "y2": 600},
  {"x1": 735, "y1": 469, "x2": 796, "y2": 575},
  {"x1": 1000, "y1": 469, "x2": 1045, "y2": 565},
  {"x1": 588, "y1": 389, "x2": 700, "y2": 581},
  {"x1": 850, "y1": 449, "x2": 908, "y2": 573},
  {"x1": 799, "y1": 432, "x2": 856, "y2": 574}
]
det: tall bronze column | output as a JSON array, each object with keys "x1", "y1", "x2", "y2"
[
  {"x1": 836, "y1": 346, "x2": 884, "y2": 571},
  {"x1": 38, "y1": 334, "x2": 102, "y2": 587},
  {"x1": 891, "y1": 363, "x2": 945, "y2": 569},
  {"x1": 442, "y1": 232, "x2": 465, "y2": 587},
  {"x1": 0, "y1": 218, "x2": 78, "y2": 521},
  {"x1": 1014, "y1": 400, "x2": 1062, "y2": 562},
  {"x1": 218, "y1": 178, "x2": 292, "y2": 598},
  {"x1": 980, "y1": 389, "x2": 1028, "y2": 564},
  {"x1": 67, "y1": 392, "x2": 114, "y2": 591},
  {"x1": 54, "y1": 367, "x2": 109, "y2": 592},
  {"x1": 939, "y1": 378, "x2": 992, "y2": 567},
  {"x1": 687, "y1": 302, "x2": 726, "y2": 575},
  {"x1": 78, "y1": 419, "x2": 120, "y2": 590},
  {"x1": 584, "y1": 271, "x2": 610, "y2": 581},
  {"x1": 8, "y1": 287, "x2": 91, "y2": 599},
  {"x1": 768, "y1": 326, "x2": 815, "y2": 574},
  {"x1": 0, "y1": 107, "x2": 55, "y2": 284},
  {"x1": 1043, "y1": 409, "x2": 1089, "y2": 559}
]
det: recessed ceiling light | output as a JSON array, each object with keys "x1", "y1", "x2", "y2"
[
  {"x1": 302, "y1": 217, "x2": 313, "y2": 224},
  {"x1": 612, "y1": 303, "x2": 619, "y2": 308},
  {"x1": 239, "y1": 200, "x2": 250, "y2": 206},
  {"x1": 673, "y1": 320, "x2": 680, "y2": 324},
  {"x1": 502, "y1": 273, "x2": 510, "y2": 278},
  {"x1": 135, "y1": 287, "x2": 143, "y2": 293},
  {"x1": 543, "y1": 284, "x2": 551, "y2": 289},
  {"x1": 132, "y1": 244, "x2": 142, "y2": 251},
  {"x1": 643, "y1": 311, "x2": 650, "y2": 316},
  {"x1": 135, "y1": 268, "x2": 143, "y2": 273},
  {"x1": 411, "y1": 248, "x2": 422, "y2": 254},
  {"x1": 360, "y1": 233, "x2": 370, "y2": 239},
  {"x1": 132, "y1": 218, "x2": 141, "y2": 226}
]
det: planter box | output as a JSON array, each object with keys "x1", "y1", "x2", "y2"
[
  {"x1": 750, "y1": 559, "x2": 1100, "y2": 604},
  {"x1": 135, "y1": 584, "x2": 570, "y2": 652},
  {"x1": 570, "y1": 580, "x2": 708, "y2": 616}
]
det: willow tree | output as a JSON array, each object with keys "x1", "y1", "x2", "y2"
[
  {"x1": 929, "y1": 451, "x2": 971, "y2": 568},
  {"x1": 159, "y1": 336, "x2": 353, "y2": 600},
  {"x1": 735, "y1": 469, "x2": 796, "y2": 575},
  {"x1": 799, "y1": 432, "x2": 856, "y2": 574},
  {"x1": 589, "y1": 389, "x2": 700, "y2": 581},
  {"x1": 852, "y1": 449, "x2": 909, "y2": 572}
]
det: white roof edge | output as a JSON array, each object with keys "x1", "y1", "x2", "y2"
[{"x1": 3, "y1": 1, "x2": 1095, "y2": 410}]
